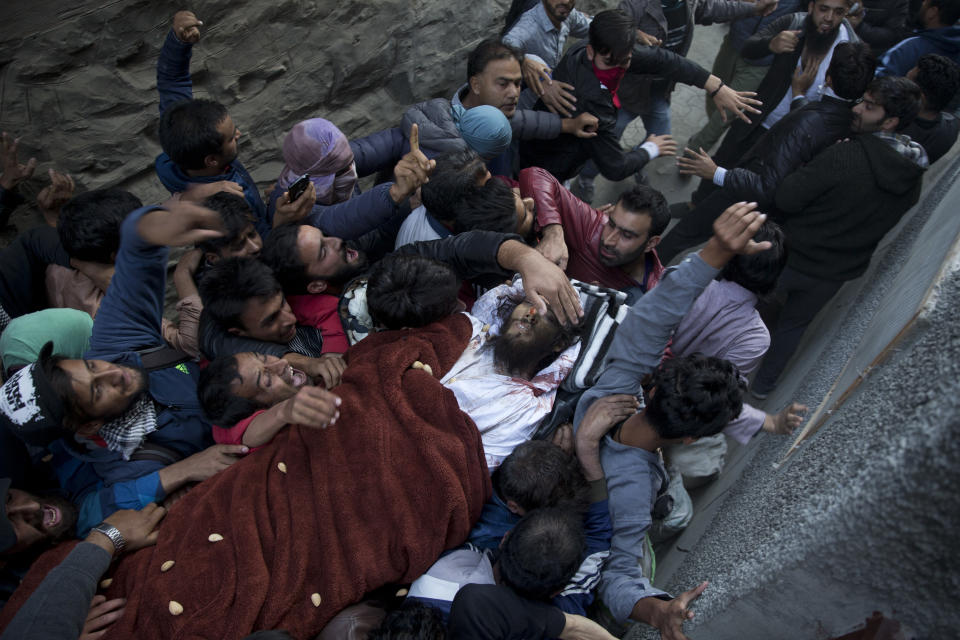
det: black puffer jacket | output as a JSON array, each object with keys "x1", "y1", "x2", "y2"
[
  {"x1": 519, "y1": 41, "x2": 709, "y2": 181},
  {"x1": 723, "y1": 94, "x2": 854, "y2": 204}
]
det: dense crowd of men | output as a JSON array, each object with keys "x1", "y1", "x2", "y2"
[{"x1": 0, "y1": 0, "x2": 957, "y2": 637}]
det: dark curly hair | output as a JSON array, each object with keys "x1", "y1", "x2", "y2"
[
  {"x1": 646, "y1": 355, "x2": 744, "y2": 440},
  {"x1": 495, "y1": 440, "x2": 590, "y2": 513}
]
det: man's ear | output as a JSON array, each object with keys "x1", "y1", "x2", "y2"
[
  {"x1": 469, "y1": 75, "x2": 482, "y2": 96},
  {"x1": 205, "y1": 252, "x2": 221, "y2": 265},
  {"x1": 881, "y1": 115, "x2": 900, "y2": 132},
  {"x1": 203, "y1": 154, "x2": 222, "y2": 169},
  {"x1": 645, "y1": 235, "x2": 662, "y2": 252},
  {"x1": 505, "y1": 499, "x2": 525, "y2": 516},
  {"x1": 76, "y1": 420, "x2": 105, "y2": 438},
  {"x1": 306, "y1": 279, "x2": 328, "y2": 295},
  {"x1": 227, "y1": 326, "x2": 248, "y2": 337},
  {"x1": 585, "y1": 44, "x2": 596, "y2": 63}
]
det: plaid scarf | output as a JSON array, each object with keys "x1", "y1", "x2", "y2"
[
  {"x1": 97, "y1": 395, "x2": 158, "y2": 460},
  {"x1": 873, "y1": 132, "x2": 930, "y2": 169}
]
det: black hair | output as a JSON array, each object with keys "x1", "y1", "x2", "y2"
[
  {"x1": 198, "y1": 192, "x2": 258, "y2": 255},
  {"x1": 498, "y1": 508, "x2": 585, "y2": 601},
  {"x1": 368, "y1": 601, "x2": 447, "y2": 640},
  {"x1": 241, "y1": 632, "x2": 295, "y2": 640},
  {"x1": 453, "y1": 179, "x2": 518, "y2": 235},
  {"x1": 367, "y1": 254, "x2": 461, "y2": 330},
  {"x1": 929, "y1": 0, "x2": 960, "y2": 25},
  {"x1": 868, "y1": 76, "x2": 923, "y2": 131},
  {"x1": 421, "y1": 149, "x2": 489, "y2": 224},
  {"x1": 261, "y1": 224, "x2": 313, "y2": 295},
  {"x1": 617, "y1": 184, "x2": 671, "y2": 237},
  {"x1": 720, "y1": 220, "x2": 787, "y2": 297},
  {"x1": 466, "y1": 39, "x2": 523, "y2": 82},
  {"x1": 915, "y1": 54, "x2": 960, "y2": 111},
  {"x1": 646, "y1": 355, "x2": 744, "y2": 440},
  {"x1": 198, "y1": 258, "x2": 282, "y2": 331},
  {"x1": 58, "y1": 189, "x2": 143, "y2": 263},
  {"x1": 588, "y1": 10, "x2": 636, "y2": 66},
  {"x1": 158, "y1": 98, "x2": 230, "y2": 171},
  {"x1": 493, "y1": 295, "x2": 584, "y2": 375},
  {"x1": 495, "y1": 440, "x2": 589, "y2": 513},
  {"x1": 197, "y1": 355, "x2": 268, "y2": 426},
  {"x1": 41, "y1": 356, "x2": 88, "y2": 431},
  {"x1": 826, "y1": 42, "x2": 877, "y2": 101}
]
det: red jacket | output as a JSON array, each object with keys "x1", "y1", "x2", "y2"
[{"x1": 520, "y1": 167, "x2": 663, "y2": 298}]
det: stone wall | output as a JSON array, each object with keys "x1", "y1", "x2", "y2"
[{"x1": 0, "y1": 0, "x2": 525, "y2": 206}]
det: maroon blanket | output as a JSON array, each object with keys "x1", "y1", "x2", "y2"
[{"x1": 3, "y1": 314, "x2": 490, "y2": 638}]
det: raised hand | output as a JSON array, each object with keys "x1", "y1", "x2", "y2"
[
  {"x1": 136, "y1": 201, "x2": 224, "y2": 247},
  {"x1": 173, "y1": 10, "x2": 203, "y2": 44},
  {"x1": 390, "y1": 123, "x2": 436, "y2": 203},
  {"x1": 700, "y1": 201, "x2": 773, "y2": 268},
  {"x1": 0, "y1": 132, "x2": 37, "y2": 190},
  {"x1": 676, "y1": 147, "x2": 718, "y2": 180}
]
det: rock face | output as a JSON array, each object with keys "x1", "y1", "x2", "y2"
[{"x1": 0, "y1": 0, "x2": 522, "y2": 205}]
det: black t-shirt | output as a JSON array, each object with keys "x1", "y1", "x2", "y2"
[
  {"x1": 661, "y1": 0, "x2": 689, "y2": 51},
  {"x1": 448, "y1": 584, "x2": 566, "y2": 640}
]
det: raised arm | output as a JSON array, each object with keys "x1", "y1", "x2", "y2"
[{"x1": 157, "y1": 11, "x2": 202, "y2": 114}]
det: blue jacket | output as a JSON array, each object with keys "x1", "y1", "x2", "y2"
[
  {"x1": 55, "y1": 207, "x2": 213, "y2": 534},
  {"x1": 265, "y1": 181, "x2": 400, "y2": 240},
  {"x1": 877, "y1": 25, "x2": 960, "y2": 76},
  {"x1": 154, "y1": 30, "x2": 269, "y2": 236},
  {"x1": 467, "y1": 491, "x2": 613, "y2": 616}
]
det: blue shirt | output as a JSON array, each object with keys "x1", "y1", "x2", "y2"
[{"x1": 503, "y1": 2, "x2": 591, "y2": 69}]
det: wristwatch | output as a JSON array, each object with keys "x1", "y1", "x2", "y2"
[{"x1": 91, "y1": 523, "x2": 127, "y2": 555}]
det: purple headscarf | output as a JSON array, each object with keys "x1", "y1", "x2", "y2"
[{"x1": 277, "y1": 118, "x2": 357, "y2": 205}]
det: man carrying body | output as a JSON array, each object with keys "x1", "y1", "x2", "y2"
[
  {"x1": 0, "y1": 202, "x2": 251, "y2": 534},
  {"x1": 572, "y1": 203, "x2": 774, "y2": 640},
  {"x1": 751, "y1": 76, "x2": 927, "y2": 397},
  {"x1": 525, "y1": 167, "x2": 668, "y2": 303}
]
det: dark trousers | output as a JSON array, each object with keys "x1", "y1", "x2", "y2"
[{"x1": 752, "y1": 266, "x2": 845, "y2": 393}]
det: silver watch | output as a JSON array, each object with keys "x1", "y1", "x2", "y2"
[{"x1": 91, "y1": 523, "x2": 127, "y2": 554}]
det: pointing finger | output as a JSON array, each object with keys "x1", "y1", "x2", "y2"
[{"x1": 409, "y1": 123, "x2": 420, "y2": 154}]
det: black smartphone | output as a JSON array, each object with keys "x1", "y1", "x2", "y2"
[{"x1": 288, "y1": 174, "x2": 311, "y2": 202}]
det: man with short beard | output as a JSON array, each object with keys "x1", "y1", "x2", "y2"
[
  {"x1": 694, "y1": 0, "x2": 860, "y2": 203},
  {"x1": 0, "y1": 202, "x2": 253, "y2": 535}
]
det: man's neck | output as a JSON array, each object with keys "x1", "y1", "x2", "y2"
[
  {"x1": 461, "y1": 90, "x2": 481, "y2": 110},
  {"x1": 616, "y1": 412, "x2": 663, "y2": 452},
  {"x1": 918, "y1": 107, "x2": 939, "y2": 120},
  {"x1": 185, "y1": 165, "x2": 229, "y2": 178},
  {"x1": 621, "y1": 253, "x2": 649, "y2": 284}
]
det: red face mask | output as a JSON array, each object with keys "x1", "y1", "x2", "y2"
[{"x1": 592, "y1": 63, "x2": 628, "y2": 108}]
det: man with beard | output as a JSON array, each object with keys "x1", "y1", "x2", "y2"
[
  {"x1": 525, "y1": 168, "x2": 668, "y2": 303},
  {"x1": 751, "y1": 76, "x2": 927, "y2": 397},
  {"x1": 693, "y1": 0, "x2": 860, "y2": 203},
  {"x1": 196, "y1": 258, "x2": 348, "y2": 389},
  {"x1": 0, "y1": 202, "x2": 253, "y2": 535},
  {"x1": 201, "y1": 242, "x2": 584, "y2": 469},
  {"x1": 0, "y1": 477, "x2": 80, "y2": 608}
]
